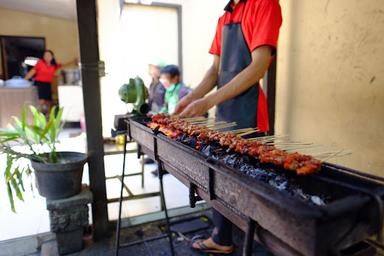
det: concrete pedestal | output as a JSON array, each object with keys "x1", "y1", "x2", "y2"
[{"x1": 46, "y1": 188, "x2": 93, "y2": 255}]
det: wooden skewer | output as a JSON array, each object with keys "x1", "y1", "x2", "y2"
[
  {"x1": 317, "y1": 150, "x2": 352, "y2": 161},
  {"x1": 247, "y1": 135, "x2": 287, "y2": 141},
  {"x1": 269, "y1": 142, "x2": 313, "y2": 146},
  {"x1": 182, "y1": 116, "x2": 208, "y2": 122},
  {"x1": 211, "y1": 122, "x2": 237, "y2": 130},
  {"x1": 239, "y1": 130, "x2": 260, "y2": 137},
  {"x1": 205, "y1": 121, "x2": 228, "y2": 127},
  {"x1": 188, "y1": 118, "x2": 215, "y2": 124},
  {"x1": 279, "y1": 144, "x2": 321, "y2": 151},
  {"x1": 227, "y1": 127, "x2": 256, "y2": 134}
]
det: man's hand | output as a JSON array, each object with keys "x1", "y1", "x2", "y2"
[
  {"x1": 175, "y1": 55, "x2": 220, "y2": 115},
  {"x1": 179, "y1": 97, "x2": 213, "y2": 118},
  {"x1": 174, "y1": 94, "x2": 194, "y2": 115}
]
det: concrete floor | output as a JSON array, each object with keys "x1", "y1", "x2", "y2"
[
  {"x1": 0, "y1": 130, "x2": 190, "y2": 241},
  {"x1": 0, "y1": 210, "x2": 276, "y2": 256}
]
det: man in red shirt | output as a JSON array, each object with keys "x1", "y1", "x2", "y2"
[{"x1": 175, "y1": 0, "x2": 282, "y2": 253}]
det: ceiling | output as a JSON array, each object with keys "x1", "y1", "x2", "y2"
[{"x1": 0, "y1": 0, "x2": 76, "y2": 20}]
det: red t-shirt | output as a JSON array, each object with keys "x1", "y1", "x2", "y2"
[
  {"x1": 34, "y1": 59, "x2": 62, "y2": 83},
  {"x1": 210, "y1": 0, "x2": 282, "y2": 55},
  {"x1": 210, "y1": 0, "x2": 282, "y2": 132}
]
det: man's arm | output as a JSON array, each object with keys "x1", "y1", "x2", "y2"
[
  {"x1": 174, "y1": 55, "x2": 220, "y2": 114},
  {"x1": 179, "y1": 46, "x2": 272, "y2": 117}
]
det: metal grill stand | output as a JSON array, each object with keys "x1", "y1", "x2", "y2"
[{"x1": 115, "y1": 134, "x2": 175, "y2": 256}]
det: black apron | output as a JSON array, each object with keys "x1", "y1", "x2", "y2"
[{"x1": 216, "y1": 2, "x2": 259, "y2": 129}]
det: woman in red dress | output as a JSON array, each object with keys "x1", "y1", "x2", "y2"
[{"x1": 24, "y1": 50, "x2": 76, "y2": 114}]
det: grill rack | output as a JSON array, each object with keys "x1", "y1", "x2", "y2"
[{"x1": 127, "y1": 116, "x2": 384, "y2": 256}]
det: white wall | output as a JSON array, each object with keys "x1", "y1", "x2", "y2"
[
  {"x1": 0, "y1": 7, "x2": 79, "y2": 78},
  {"x1": 97, "y1": 0, "x2": 227, "y2": 135},
  {"x1": 181, "y1": 0, "x2": 227, "y2": 87},
  {"x1": 276, "y1": 0, "x2": 384, "y2": 176}
]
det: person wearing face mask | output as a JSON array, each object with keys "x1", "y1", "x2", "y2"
[
  {"x1": 174, "y1": 0, "x2": 282, "y2": 254},
  {"x1": 159, "y1": 65, "x2": 191, "y2": 115}
]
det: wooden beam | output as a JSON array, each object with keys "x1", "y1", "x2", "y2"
[
  {"x1": 76, "y1": 0, "x2": 109, "y2": 240},
  {"x1": 263, "y1": 55, "x2": 277, "y2": 135}
]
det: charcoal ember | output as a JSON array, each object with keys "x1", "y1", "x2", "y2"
[
  {"x1": 310, "y1": 196, "x2": 325, "y2": 206},
  {"x1": 175, "y1": 133, "x2": 330, "y2": 206},
  {"x1": 269, "y1": 176, "x2": 288, "y2": 191},
  {"x1": 177, "y1": 135, "x2": 198, "y2": 148},
  {"x1": 239, "y1": 164, "x2": 253, "y2": 174},
  {"x1": 246, "y1": 168, "x2": 274, "y2": 182},
  {"x1": 293, "y1": 189, "x2": 310, "y2": 202},
  {"x1": 240, "y1": 154, "x2": 250, "y2": 163},
  {"x1": 223, "y1": 154, "x2": 238, "y2": 167},
  {"x1": 201, "y1": 145, "x2": 213, "y2": 156},
  {"x1": 178, "y1": 134, "x2": 188, "y2": 141}
]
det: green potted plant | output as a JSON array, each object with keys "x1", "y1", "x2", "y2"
[{"x1": 0, "y1": 105, "x2": 87, "y2": 212}]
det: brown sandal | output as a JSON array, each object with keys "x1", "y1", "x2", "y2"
[{"x1": 192, "y1": 239, "x2": 234, "y2": 254}]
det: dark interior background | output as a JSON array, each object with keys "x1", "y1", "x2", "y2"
[{"x1": 0, "y1": 36, "x2": 45, "y2": 80}]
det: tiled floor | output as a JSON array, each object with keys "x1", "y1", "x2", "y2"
[{"x1": 0, "y1": 130, "x2": 190, "y2": 241}]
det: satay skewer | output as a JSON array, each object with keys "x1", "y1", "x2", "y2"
[
  {"x1": 316, "y1": 150, "x2": 352, "y2": 161},
  {"x1": 247, "y1": 135, "x2": 287, "y2": 141},
  {"x1": 268, "y1": 142, "x2": 314, "y2": 146},
  {"x1": 189, "y1": 118, "x2": 216, "y2": 124},
  {"x1": 210, "y1": 122, "x2": 238, "y2": 130},
  {"x1": 238, "y1": 130, "x2": 260, "y2": 137},
  {"x1": 280, "y1": 144, "x2": 322, "y2": 152},
  {"x1": 148, "y1": 114, "x2": 322, "y2": 175},
  {"x1": 204, "y1": 121, "x2": 229, "y2": 127},
  {"x1": 182, "y1": 116, "x2": 208, "y2": 122},
  {"x1": 227, "y1": 128, "x2": 257, "y2": 134}
]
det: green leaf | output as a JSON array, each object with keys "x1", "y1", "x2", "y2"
[
  {"x1": 41, "y1": 119, "x2": 54, "y2": 139},
  {"x1": 5, "y1": 154, "x2": 13, "y2": 177},
  {"x1": 49, "y1": 107, "x2": 63, "y2": 143},
  {"x1": 29, "y1": 105, "x2": 38, "y2": 127},
  {"x1": 10, "y1": 176, "x2": 23, "y2": 201},
  {"x1": 0, "y1": 128, "x2": 19, "y2": 138},
  {"x1": 16, "y1": 168, "x2": 26, "y2": 192},
  {"x1": 7, "y1": 182, "x2": 15, "y2": 213},
  {"x1": 21, "y1": 106, "x2": 27, "y2": 131},
  {"x1": 29, "y1": 105, "x2": 46, "y2": 129},
  {"x1": 0, "y1": 136, "x2": 19, "y2": 144},
  {"x1": 0, "y1": 132, "x2": 20, "y2": 137}
]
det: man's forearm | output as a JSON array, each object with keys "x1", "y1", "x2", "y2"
[
  {"x1": 205, "y1": 47, "x2": 271, "y2": 107},
  {"x1": 189, "y1": 65, "x2": 218, "y2": 100}
]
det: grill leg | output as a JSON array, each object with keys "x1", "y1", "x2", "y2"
[
  {"x1": 159, "y1": 164, "x2": 175, "y2": 256},
  {"x1": 115, "y1": 134, "x2": 128, "y2": 256},
  {"x1": 141, "y1": 155, "x2": 145, "y2": 188},
  {"x1": 243, "y1": 218, "x2": 256, "y2": 256}
]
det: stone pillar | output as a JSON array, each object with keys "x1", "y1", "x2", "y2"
[{"x1": 46, "y1": 188, "x2": 93, "y2": 255}]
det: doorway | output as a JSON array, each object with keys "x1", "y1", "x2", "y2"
[{"x1": 120, "y1": 3, "x2": 182, "y2": 86}]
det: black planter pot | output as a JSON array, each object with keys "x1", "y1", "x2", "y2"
[{"x1": 31, "y1": 152, "x2": 88, "y2": 200}]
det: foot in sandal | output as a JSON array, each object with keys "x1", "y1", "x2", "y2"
[{"x1": 191, "y1": 237, "x2": 234, "y2": 254}]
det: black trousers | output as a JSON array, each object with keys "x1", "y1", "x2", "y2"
[
  {"x1": 211, "y1": 209, "x2": 233, "y2": 246},
  {"x1": 211, "y1": 209, "x2": 274, "y2": 255}
]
